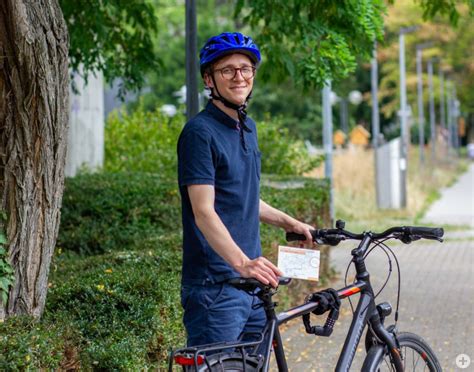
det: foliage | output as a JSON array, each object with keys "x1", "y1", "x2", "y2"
[
  {"x1": 104, "y1": 106, "x2": 183, "y2": 177},
  {"x1": 250, "y1": 81, "x2": 324, "y2": 144},
  {"x1": 0, "y1": 211, "x2": 14, "y2": 306},
  {"x1": 46, "y1": 239, "x2": 184, "y2": 370},
  {"x1": 104, "y1": 104, "x2": 320, "y2": 177},
  {"x1": 377, "y1": 0, "x2": 474, "y2": 122},
  {"x1": 0, "y1": 172, "x2": 330, "y2": 369},
  {"x1": 58, "y1": 173, "x2": 181, "y2": 254},
  {"x1": 258, "y1": 117, "x2": 323, "y2": 175},
  {"x1": 416, "y1": 0, "x2": 473, "y2": 25},
  {"x1": 0, "y1": 316, "x2": 80, "y2": 370},
  {"x1": 60, "y1": 0, "x2": 160, "y2": 95},
  {"x1": 234, "y1": 0, "x2": 386, "y2": 89}
]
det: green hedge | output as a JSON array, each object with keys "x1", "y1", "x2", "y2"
[
  {"x1": 58, "y1": 172, "x2": 181, "y2": 254},
  {"x1": 2, "y1": 172, "x2": 329, "y2": 370},
  {"x1": 104, "y1": 106, "x2": 322, "y2": 178}
]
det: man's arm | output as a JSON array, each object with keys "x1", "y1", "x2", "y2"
[
  {"x1": 259, "y1": 199, "x2": 314, "y2": 244},
  {"x1": 188, "y1": 184, "x2": 283, "y2": 287}
]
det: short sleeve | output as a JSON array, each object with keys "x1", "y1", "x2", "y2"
[{"x1": 178, "y1": 127, "x2": 215, "y2": 187}]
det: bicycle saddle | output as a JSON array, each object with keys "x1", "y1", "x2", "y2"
[{"x1": 227, "y1": 277, "x2": 291, "y2": 292}]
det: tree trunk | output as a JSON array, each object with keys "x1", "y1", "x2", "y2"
[{"x1": 0, "y1": 0, "x2": 69, "y2": 319}]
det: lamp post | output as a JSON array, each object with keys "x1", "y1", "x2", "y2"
[
  {"x1": 322, "y1": 82, "x2": 334, "y2": 223},
  {"x1": 398, "y1": 26, "x2": 418, "y2": 207},
  {"x1": 185, "y1": 0, "x2": 199, "y2": 120},
  {"x1": 415, "y1": 42, "x2": 433, "y2": 165},
  {"x1": 427, "y1": 58, "x2": 436, "y2": 161}
]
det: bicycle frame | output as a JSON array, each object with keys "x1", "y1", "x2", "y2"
[
  {"x1": 169, "y1": 233, "x2": 407, "y2": 372},
  {"x1": 259, "y1": 234, "x2": 403, "y2": 372}
]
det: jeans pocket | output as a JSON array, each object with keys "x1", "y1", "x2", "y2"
[{"x1": 202, "y1": 283, "x2": 227, "y2": 310}]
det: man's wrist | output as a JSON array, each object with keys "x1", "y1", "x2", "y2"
[{"x1": 232, "y1": 254, "x2": 250, "y2": 274}]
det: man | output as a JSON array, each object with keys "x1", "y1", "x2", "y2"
[{"x1": 177, "y1": 32, "x2": 314, "y2": 347}]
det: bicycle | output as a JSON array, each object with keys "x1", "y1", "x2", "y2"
[{"x1": 169, "y1": 220, "x2": 444, "y2": 371}]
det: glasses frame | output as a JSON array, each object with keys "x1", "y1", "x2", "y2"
[{"x1": 212, "y1": 65, "x2": 256, "y2": 81}]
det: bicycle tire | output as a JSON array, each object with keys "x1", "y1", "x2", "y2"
[
  {"x1": 184, "y1": 352, "x2": 262, "y2": 372},
  {"x1": 362, "y1": 332, "x2": 442, "y2": 372}
]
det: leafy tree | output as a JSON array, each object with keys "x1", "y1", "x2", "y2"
[
  {"x1": 234, "y1": 0, "x2": 386, "y2": 89},
  {"x1": 377, "y1": 0, "x2": 473, "y2": 122},
  {"x1": 0, "y1": 0, "x2": 158, "y2": 320}
]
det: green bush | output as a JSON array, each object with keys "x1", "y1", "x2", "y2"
[
  {"x1": 4, "y1": 172, "x2": 329, "y2": 370},
  {"x1": 45, "y1": 234, "x2": 184, "y2": 370},
  {"x1": 104, "y1": 105, "x2": 321, "y2": 177},
  {"x1": 105, "y1": 106, "x2": 183, "y2": 178},
  {"x1": 258, "y1": 118, "x2": 323, "y2": 175},
  {"x1": 58, "y1": 172, "x2": 181, "y2": 254},
  {"x1": 0, "y1": 316, "x2": 80, "y2": 370}
]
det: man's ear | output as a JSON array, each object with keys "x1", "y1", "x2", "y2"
[{"x1": 203, "y1": 73, "x2": 214, "y2": 89}]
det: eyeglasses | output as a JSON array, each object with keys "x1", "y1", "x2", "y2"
[{"x1": 213, "y1": 65, "x2": 256, "y2": 81}]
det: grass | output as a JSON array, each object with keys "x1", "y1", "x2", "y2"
[{"x1": 306, "y1": 144, "x2": 468, "y2": 232}]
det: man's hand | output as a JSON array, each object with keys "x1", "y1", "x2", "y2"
[
  {"x1": 235, "y1": 256, "x2": 283, "y2": 288},
  {"x1": 287, "y1": 221, "x2": 315, "y2": 246}
]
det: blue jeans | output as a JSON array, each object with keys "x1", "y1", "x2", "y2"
[{"x1": 181, "y1": 282, "x2": 266, "y2": 347}]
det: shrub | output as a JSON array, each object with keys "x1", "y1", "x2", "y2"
[
  {"x1": 258, "y1": 118, "x2": 323, "y2": 175},
  {"x1": 46, "y1": 234, "x2": 184, "y2": 370},
  {"x1": 104, "y1": 106, "x2": 183, "y2": 178},
  {"x1": 0, "y1": 316, "x2": 81, "y2": 370},
  {"x1": 2, "y1": 172, "x2": 330, "y2": 370},
  {"x1": 104, "y1": 105, "x2": 321, "y2": 177},
  {"x1": 58, "y1": 172, "x2": 181, "y2": 254}
]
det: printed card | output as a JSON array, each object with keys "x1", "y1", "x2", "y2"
[{"x1": 277, "y1": 246, "x2": 320, "y2": 281}]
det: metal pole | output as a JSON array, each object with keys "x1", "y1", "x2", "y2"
[
  {"x1": 322, "y1": 82, "x2": 334, "y2": 223},
  {"x1": 439, "y1": 67, "x2": 446, "y2": 130},
  {"x1": 438, "y1": 67, "x2": 447, "y2": 156},
  {"x1": 185, "y1": 0, "x2": 199, "y2": 120},
  {"x1": 416, "y1": 47, "x2": 425, "y2": 164},
  {"x1": 427, "y1": 59, "x2": 436, "y2": 161},
  {"x1": 371, "y1": 43, "x2": 382, "y2": 209},
  {"x1": 446, "y1": 81, "x2": 453, "y2": 154},
  {"x1": 453, "y1": 86, "x2": 460, "y2": 151},
  {"x1": 371, "y1": 43, "x2": 380, "y2": 148},
  {"x1": 398, "y1": 30, "x2": 411, "y2": 208}
]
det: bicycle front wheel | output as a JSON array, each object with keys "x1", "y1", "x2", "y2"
[{"x1": 362, "y1": 332, "x2": 442, "y2": 372}]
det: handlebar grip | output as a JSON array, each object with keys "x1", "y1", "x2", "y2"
[
  {"x1": 286, "y1": 232, "x2": 309, "y2": 242},
  {"x1": 406, "y1": 226, "x2": 444, "y2": 238}
]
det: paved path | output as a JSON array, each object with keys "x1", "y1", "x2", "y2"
[
  {"x1": 422, "y1": 163, "x2": 474, "y2": 228},
  {"x1": 277, "y1": 164, "x2": 474, "y2": 371}
]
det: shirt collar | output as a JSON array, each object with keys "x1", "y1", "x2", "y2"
[{"x1": 205, "y1": 101, "x2": 240, "y2": 129}]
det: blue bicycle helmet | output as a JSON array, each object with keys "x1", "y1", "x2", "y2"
[{"x1": 199, "y1": 32, "x2": 261, "y2": 76}]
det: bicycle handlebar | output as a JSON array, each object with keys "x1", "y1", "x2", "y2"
[{"x1": 286, "y1": 225, "x2": 444, "y2": 245}]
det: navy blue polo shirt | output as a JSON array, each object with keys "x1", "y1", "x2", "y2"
[{"x1": 177, "y1": 101, "x2": 261, "y2": 285}]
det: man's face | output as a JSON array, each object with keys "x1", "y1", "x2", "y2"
[{"x1": 205, "y1": 53, "x2": 255, "y2": 106}]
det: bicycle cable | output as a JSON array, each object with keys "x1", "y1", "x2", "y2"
[
  {"x1": 365, "y1": 240, "x2": 392, "y2": 299},
  {"x1": 364, "y1": 238, "x2": 402, "y2": 325},
  {"x1": 344, "y1": 237, "x2": 391, "y2": 314},
  {"x1": 376, "y1": 240, "x2": 401, "y2": 324}
]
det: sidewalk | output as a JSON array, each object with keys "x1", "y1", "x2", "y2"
[
  {"x1": 278, "y1": 163, "x2": 474, "y2": 371},
  {"x1": 422, "y1": 163, "x2": 474, "y2": 228}
]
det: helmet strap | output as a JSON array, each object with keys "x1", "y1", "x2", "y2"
[{"x1": 210, "y1": 75, "x2": 252, "y2": 133}]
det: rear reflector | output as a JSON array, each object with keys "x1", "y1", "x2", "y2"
[{"x1": 174, "y1": 354, "x2": 205, "y2": 366}]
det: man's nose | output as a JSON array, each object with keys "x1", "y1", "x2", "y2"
[{"x1": 233, "y1": 69, "x2": 245, "y2": 80}]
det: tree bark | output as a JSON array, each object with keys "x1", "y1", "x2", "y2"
[{"x1": 0, "y1": 0, "x2": 69, "y2": 319}]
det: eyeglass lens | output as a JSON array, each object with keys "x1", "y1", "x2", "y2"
[{"x1": 218, "y1": 66, "x2": 255, "y2": 80}]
